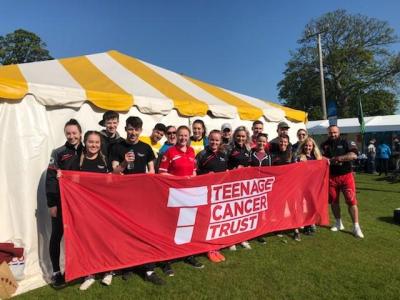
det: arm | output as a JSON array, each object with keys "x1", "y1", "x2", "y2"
[
  {"x1": 112, "y1": 160, "x2": 127, "y2": 174},
  {"x1": 46, "y1": 149, "x2": 60, "y2": 209},
  {"x1": 112, "y1": 151, "x2": 134, "y2": 174},
  {"x1": 147, "y1": 161, "x2": 155, "y2": 174},
  {"x1": 333, "y1": 152, "x2": 357, "y2": 162}
]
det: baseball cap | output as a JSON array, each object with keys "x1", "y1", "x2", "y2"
[
  {"x1": 221, "y1": 123, "x2": 232, "y2": 131},
  {"x1": 277, "y1": 121, "x2": 290, "y2": 129},
  {"x1": 99, "y1": 111, "x2": 119, "y2": 126}
]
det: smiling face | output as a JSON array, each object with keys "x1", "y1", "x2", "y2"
[
  {"x1": 256, "y1": 136, "x2": 268, "y2": 151},
  {"x1": 192, "y1": 122, "x2": 204, "y2": 140},
  {"x1": 328, "y1": 126, "x2": 340, "y2": 141},
  {"x1": 297, "y1": 130, "x2": 307, "y2": 143},
  {"x1": 222, "y1": 128, "x2": 231, "y2": 139},
  {"x1": 235, "y1": 130, "x2": 247, "y2": 146},
  {"x1": 277, "y1": 127, "x2": 289, "y2": 137},
  {"x1": 252, "y1": 123, "x2": 263, "y2": 136},
  {"x1": 304, "y1": 140, "x2": 314, "y2": 156},
  {"x1": 166, "y1": 127, "x2": 177, "y2": 144},
  {"x1": 125, "y1": 126, "x2": 142, "y2": 144},
  {"x1": 279, "y1": 137, "x2": 289, "y2": 151},
  {"x1": 151, "y1": 129, "x2": 164, "y2": 143},
  {"x1": 64, "y1": 125, "x2": 81, "y2": 146},
  {"x1": 85, "y1": 133, "x2": 101, "y2": 156},
  {"x1": 105, "y1": 118, "x2": 119, "y2": 135},
  {"x1": 177, "y1": 128, "x2": 190, "y2": 147},
  {"x1": 209, "y1": 132, "x2": 222, "y2": 151}
]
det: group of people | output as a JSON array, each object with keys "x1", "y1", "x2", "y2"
[
  {"x1": 45, "y1": 110, "x2": 364, "y2": 290},
  {"x1": 366, "y1": 137, "x2": 400, "y2": 176}
]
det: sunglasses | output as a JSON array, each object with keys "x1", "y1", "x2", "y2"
[{"x1": 166, "y1": 131, "x2": 176, "y2": 135}]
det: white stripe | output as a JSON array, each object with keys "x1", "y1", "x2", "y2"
[
  {"x1": 19, "y1": 60, "x2": 86, "y2": 107},
  {"x1": 87, "y1": 53, "x2": 174, "y2": 115},
  {"x1": 222, "y1": 88, "x2": 286, "y2": 122},
  {"x1": 141, "y1": 61, "x2": 238, "y2": 118}
]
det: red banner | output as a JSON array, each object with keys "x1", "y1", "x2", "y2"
[{"x1": 59, "y1": 160, "x2": 329, "y2": 281}]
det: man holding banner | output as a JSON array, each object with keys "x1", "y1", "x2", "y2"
[
  {"x1": 110, "y1": 116, "x2": 165, "y2": 285},
  {"x1": 320, "y1": 125, "x2": 364, "y2": 239}
]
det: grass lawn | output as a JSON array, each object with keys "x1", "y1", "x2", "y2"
[{"x1": 17, "y1": 174, "x2": 400, "y2": 300}]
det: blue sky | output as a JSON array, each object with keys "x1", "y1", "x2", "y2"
[{"x1": 1, "y1": 0, "x2": 400, "y2": 107}]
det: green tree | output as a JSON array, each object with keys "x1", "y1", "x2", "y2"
[
  {"x1": 278, "y1": 10, "x2": 400, "y2": 120},
  {"x1": 0, "y1": 29, "x2": 53, "y2": 65}
]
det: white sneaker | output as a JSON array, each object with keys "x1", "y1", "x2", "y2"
[
  {"x1": 79, "y1": 276, "x2": 95, "y2": 291},
  {"x1": 330, "y1": 222, "x2": 344, "y2": 232},
  {"x1": 240, "y1": 241, "x2": 252, "y2": 250},
  {"x1": 353, "y1": 226, "x2": 364, "y2": 239},
  {"x1": 101, "y1": 273, "x2": 113, "y2": 286},
  {"x1": 229, "y1": 245, "x2": 237, "y2": 251}
]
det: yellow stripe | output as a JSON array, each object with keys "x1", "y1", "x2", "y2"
[
  {"x1": 108, "y1": 50, "x2": 208, "y2": 117},
  {"x1": 0, "y1": 65, "x2": 28, "y2": 100},
  {"x1": 267, "y1": 101, "x2": 308, "y2": 122},
  {"x1": 184, "y1": 76, "x2": 263, "y2": 121},
  {"x1": 59, "y1": 56, "x2": 133, "y2": 111}
]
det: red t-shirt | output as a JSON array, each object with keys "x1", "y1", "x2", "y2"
[{"x1": 159, "y1": 145, "x2": 196, "y2": 176}]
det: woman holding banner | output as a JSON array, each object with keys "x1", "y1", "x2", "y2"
[
  {"x1": 250, "y1": 133, "x2": 272, "y2": 244},
  {"x1": 226, "y1": 126, "x2": 252, "y2": 250},
  {"x1": 295, "y1": 137, "x2": 322, "y2": 162},
  {"x1": 69, "y1": 131, "x2": 114, "y2": 290},
  {"x1": 250, "y1": 133, "x2": 272, "y2": 167},
  {"x1": 271, "y1": 135, "x2": 300, "y2": 241},
  {"x1": 295, "y1": 137, "x2": 322, "y2": 235},
  {"x1": 196, "y1": 130, "x2": 227, "y2": 263},
  {"x1": 46, "y1": 119, "x2": 84, "y2": 288},
  {"x1": 159, "y1": 125, "x2": 204, "y2": 273}
]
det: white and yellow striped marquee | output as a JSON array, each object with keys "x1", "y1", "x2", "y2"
[{"x1": 0, "y1": 50, "x2": 306, "y2": 122}]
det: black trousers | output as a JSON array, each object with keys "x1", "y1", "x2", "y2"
[
  {"x1": 49, "y1": 207, "x2": 63, "y2": 273},
  {"x1": 378, "y1": 158, "x2": 389, "y2": 175}
]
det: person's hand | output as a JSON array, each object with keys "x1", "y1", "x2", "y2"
[
  {"x1": 49, "y1": 206, "x2": 57, "y2": 218},
  {"x1": 56, "y1": 170, "x2": 62, "y2": 178},
  {"x1": 124, "y1": 151, "x2": 135, "y2": 163}
]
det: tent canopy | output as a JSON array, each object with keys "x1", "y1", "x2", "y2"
[{"x1": 0, "y1": 50, "x2": 306, "y2": 122}]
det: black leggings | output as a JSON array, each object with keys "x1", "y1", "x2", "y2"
[{"x1": 49, "y1": 210, "x2": 63, "y2": 273}]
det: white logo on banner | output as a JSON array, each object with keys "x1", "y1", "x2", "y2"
[
  {"x1": 167, "y1": 187, "x2": 208, "y2": 245},
  {"x1": 167, "y1": 177, "x2": 275, "y2": 245}
]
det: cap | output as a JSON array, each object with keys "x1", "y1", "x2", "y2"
[
  {"x1": 98, "y1": 111, "x2": 119, "y2": 126},
  {"x1": 277, "y1": 121, "x2": 290, "y2": 129},
  {"x1": 221, "y1": 123, "x2": 232, "y2": 131}
]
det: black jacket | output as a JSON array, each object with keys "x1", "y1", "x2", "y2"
[
  {"x1": 45, "y1": 142, "x2": 83, "y2": 207},
  {"x1": 100, "y1": 130, "x2": 124, "y2": 161},
  {"x1": 250, "y1": 150, "x2": 272, "y2": 167}
]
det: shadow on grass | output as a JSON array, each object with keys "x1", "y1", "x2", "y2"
[
  {"x1": 377, "y1": 216, "x2": 400, "y2": 226},
  {"x1": 373, "y1": 176, "x2": 400, "y2": 184},
  {"x1": 357, "y1": 187, "x2": 400, "y2": 193},
  {"x1": 316, "y1": 225, "x2": 355, "y2": 237}
]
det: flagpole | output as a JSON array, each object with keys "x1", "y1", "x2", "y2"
[{"x1": 357, "y1": 95, "x2": 365, "y2": 154}]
